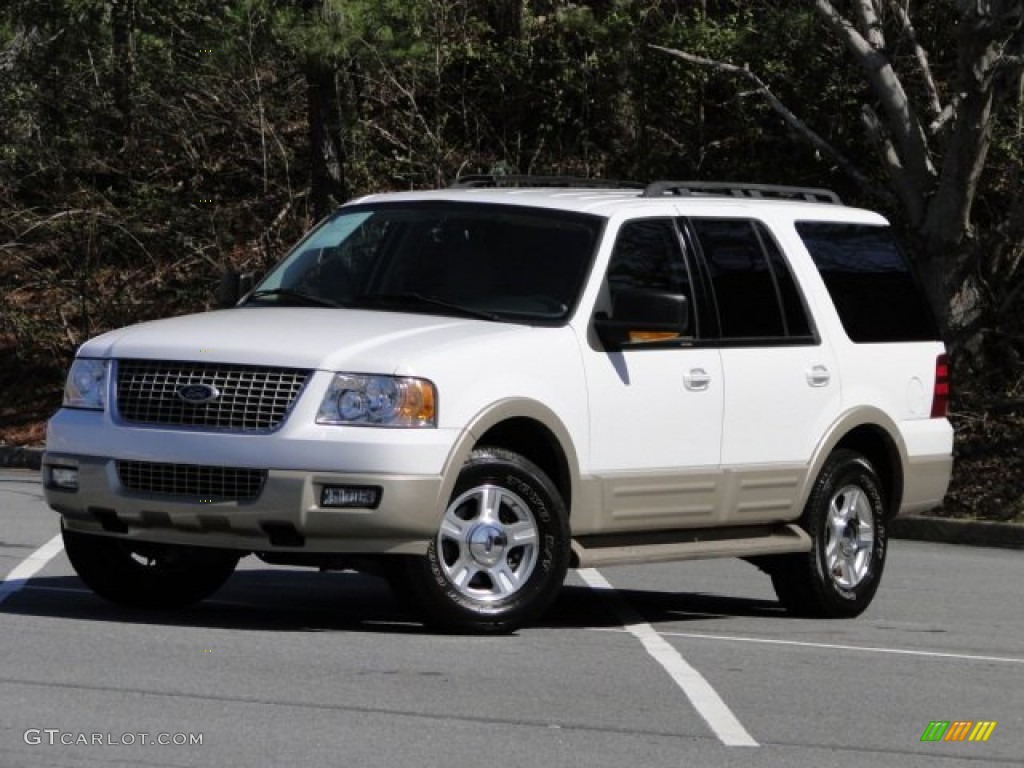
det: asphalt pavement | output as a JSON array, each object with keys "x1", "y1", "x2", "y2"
[{"x1": 1, "y1": 468, "x2": 1022, "y2": 767}]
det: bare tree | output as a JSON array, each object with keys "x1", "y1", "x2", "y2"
[{"x1": 654, "y1": 0, "x2": 1024, "y2": 344}]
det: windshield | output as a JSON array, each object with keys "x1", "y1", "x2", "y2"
[{"x1": 247, "y1": 202, "x2": 602, "y2": 324}]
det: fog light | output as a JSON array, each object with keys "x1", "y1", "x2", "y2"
[
  {"x1": 320, "y1": 485, "x2": 381, "y2": 509},
  {"x1": 48, "y1": 466, "x2": 79, "y2": 491}
]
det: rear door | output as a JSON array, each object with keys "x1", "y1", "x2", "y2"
[{"x1": 686, "y1": 216, "x2": 841, "y2": 524}]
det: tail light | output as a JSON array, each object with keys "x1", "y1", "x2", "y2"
[{"x1": 930, "y1": 354, "x2": 950, "y2": 418}]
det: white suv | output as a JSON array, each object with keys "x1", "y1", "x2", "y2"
[{"x1": 43, "y1": 179, "x2": 953, "y2": 632}]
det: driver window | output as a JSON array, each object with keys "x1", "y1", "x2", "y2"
[{"x1": 607, "y1": 218, "x2": 695, "y2": 332}]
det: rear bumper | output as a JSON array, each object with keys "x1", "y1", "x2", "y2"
[
  {"x1": 898, "y1": 417, "x2": 954, "y2": 514},
  {"x1": 43, "y1": 452, "x2": 445, "y2": 555},
  {"x1": 900, "y1": 454, "x2": 954, "y2": 515}
]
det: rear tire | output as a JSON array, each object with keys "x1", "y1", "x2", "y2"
[
  {"x1": 405, "y1": 447, "x2": 570, "y2": 634},
  {"x1": 769, "y1": 450, "x2": 888, "y2": 618},
  {"x1": 62, "y1": 525, "x2": 239, "y2": 609}
]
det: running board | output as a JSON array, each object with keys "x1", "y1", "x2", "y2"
[{"x1": 570, "y1": 523, "x2": 812, "y2": 568}]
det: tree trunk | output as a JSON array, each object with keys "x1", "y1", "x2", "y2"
[
  {"x1": 111, "y1": 0, "x2": 135, "y2": 150},
  {"x1": 306, "y1": 56, "x2": 347, "y2": 221},
  {"x1": 297, "y1": 0, "x2": 347, "y2": 220}
]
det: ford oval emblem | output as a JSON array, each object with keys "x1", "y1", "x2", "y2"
[{"x1": 177, "y1": 383, "x2": 220, "y2": 404}]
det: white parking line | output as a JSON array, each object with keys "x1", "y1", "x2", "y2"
[
  {"x1": 578, "y1": 568, "x2": 758, "y2": 748},
  {"x1": 590, "y1": 627, "x2": 1024, "y2": 665},
  {"x1": 0, "y1": 534, "x2": 65, "y2": 605}
]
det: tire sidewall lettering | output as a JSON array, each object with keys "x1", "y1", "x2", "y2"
[{"x1": 505, "y1": 473, "x2": 550, "y2": 524}]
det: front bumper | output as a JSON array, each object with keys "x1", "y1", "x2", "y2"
[
  {"x1": 43, "y1": 453, "x2": 446, "y2": 555},
  {"x1": 42, "y1": 400, "x2": 462, "y2": 554}
]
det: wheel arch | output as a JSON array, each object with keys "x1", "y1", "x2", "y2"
[
  {"x1": 440, "y1": 399, "x2": 578, "y2": 520},
  {"x1": 805, "y1": 409, "x2": 906, "y2": 519}
]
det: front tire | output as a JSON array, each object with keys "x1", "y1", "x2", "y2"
[
  {"x1": 406, "y1": 447, "x2": 570, "y2": 634},
  {"x1": 62, "y1": 525, "x2": 239, "y2": 609},
  {"x1": 769, "y1": 450, "x2": 888, "y2": 618}
]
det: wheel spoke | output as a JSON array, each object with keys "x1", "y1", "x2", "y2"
[
  {"x1": 447, "y1": 553, "x2": 478, "y2": 589},
  {"x1": 856, "y1": 521, "x2": 874, "y2": 550},
  {"x1": 829, "y1": 498, "x2": 848, "y2": 538},
  {"x1": 839, "y1": 557, "x2": 855, "y2": 587},
  {"x1": 477, "y1": 486, "x2": 502, "y2": 524},
  {"x1": 440, "y1": 515, "x2": 468, "y2": 541},
  {"x1": 825, "y1": 529, "x2": 839, "y2": 562},
  {"x1": 506, "y1": 519, "x2": 538, "y2": 545},
  {"x1": 493, "y1": 562, "x2": 524, "y2": 596},
  {"x1": 841, "y1": 487, "x2": 862, "y2": 519},
  {"x1": 830, "y1": 496, "x2": 847, "y2": 525}
]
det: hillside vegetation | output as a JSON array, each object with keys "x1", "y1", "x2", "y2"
[{"x1": 1, "y1": 1, "x2": 1021, "y2": 520}]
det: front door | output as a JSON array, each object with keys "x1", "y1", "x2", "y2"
[{"x1": 582, "y1": 217, "x2": 724, "y2": 533}]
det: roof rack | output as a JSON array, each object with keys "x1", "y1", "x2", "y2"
[
  {"x1": 642, "y1": 181, "x2": 842, "y2": 205},
  {"x1": 450, "y1": 174, "x2": 644, "y2": 190}
]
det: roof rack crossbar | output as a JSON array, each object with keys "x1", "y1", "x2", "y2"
[
  {"x1": 450, "y1": 174, "x2": 644, "y2": 190},
  {"x1": 642, "y1": 181, "x2": 842, "y2": 205}
]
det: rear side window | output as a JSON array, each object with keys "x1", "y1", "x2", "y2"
[
  {"x1": 689, "y1": 218, "x2": 813, "y2": 342},
  {"x1": 796, "y1": 222, "x2": 939, "y2": 342}
]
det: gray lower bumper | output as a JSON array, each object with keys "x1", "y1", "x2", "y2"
[{"x1": 43, "y1": 453, "x2": 444, "y2": 555}]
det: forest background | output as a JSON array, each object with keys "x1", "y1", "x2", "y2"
[{"x1": 1, "y1": 1, "x2": 1021, "y2": 520}]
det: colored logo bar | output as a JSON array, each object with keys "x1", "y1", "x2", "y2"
[{"x1": 921, "y1": 721, "x2": 997, "y2": 742}]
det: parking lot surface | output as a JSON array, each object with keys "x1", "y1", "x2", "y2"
[{"x1": 2, "y1": 469, "x2": 1021, "y2": 767}]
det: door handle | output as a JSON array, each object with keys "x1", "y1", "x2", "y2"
[
  {"x1": 684, "y1": 368, "x2": 711, "y2": 391},
  {"x1": 806, "y1": 364, "x2": 831, "y2": 387}
]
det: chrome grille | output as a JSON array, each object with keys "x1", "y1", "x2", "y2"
[
  {"x1": 117, "y1": 461, "x2": 266, "y2": 501},
  {"x1": 116, "y1": 360, "x2": 311, "y2": 431}
]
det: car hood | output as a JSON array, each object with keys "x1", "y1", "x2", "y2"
[{"x1": 77, "y1": 307, "x2": 529, "y2": 373}]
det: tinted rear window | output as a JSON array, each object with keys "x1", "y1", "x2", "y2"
[{"x1": 796, "y1": 222, "x2": 939, "y2": 342}]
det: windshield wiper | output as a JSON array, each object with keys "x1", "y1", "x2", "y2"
[
  {"x1": 245, "y1": 288, "x2": 341, "y2": 308},
  {"x1": 351, "y1": 293, "x2": 504, "y2": 322}
]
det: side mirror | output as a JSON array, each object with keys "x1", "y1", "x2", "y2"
[
  {"x1": 594, "y1": 288, "x2": 690, "y2": 350},
  {"x1": 216, "y1": 271, "x2": 254, "y2": 308}
]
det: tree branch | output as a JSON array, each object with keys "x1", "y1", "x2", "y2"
[
  {"x1": 649, "y1": 44, "x2": 893, "y2": 203},
  {"x1": 928, "y1": 93, "x2": 964, "y2": 135},
  {"x1": 853, "y1": 0, "x2": 886, "y2": 51},
  {"x1": 890, "y1": 0, "x2": 944, "y2": 117},
  {"x1": 860, "y1": 104, "x2": 924, "y2": 221},
  {"x1": 813, "y1": 0, "x2": 937, "y2": 207}
]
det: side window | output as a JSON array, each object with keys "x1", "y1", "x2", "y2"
[
  {"x1": 796, "y1": 221, "x2": 939, "y2": 342},
  {"x1": 692, "y1": 218, "x2": 811, "y2": 342},
  {"x1": 607, "y1": 218, "x2": 696, "y2": 332},
  {"x1": 755, "y1": 222, "x2": 813, "y2": 338},
  {"x1": 691, "y1": 218, "x2": 787, "y2": 339}
]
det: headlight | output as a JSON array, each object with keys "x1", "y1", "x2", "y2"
[
  {"x1": 63, "y1": 358, "x2": 108, "y2": 410},
  {"x1": 317, "y1": 374, "x2": 436, "y2": 427}
]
